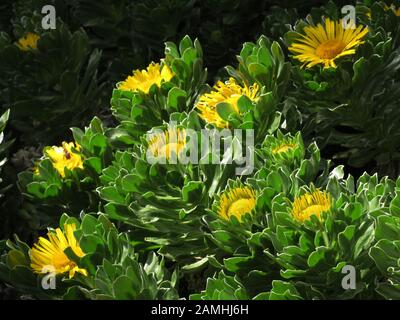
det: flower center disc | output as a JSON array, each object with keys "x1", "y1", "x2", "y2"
[
  {"x1": 227, "y1": 198, "x2": 255, "y2": 218},
  {"x1": 316, "y1": 40, "x2": 345, "y2": 59}
]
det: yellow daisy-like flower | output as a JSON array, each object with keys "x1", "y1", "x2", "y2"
[
  {"x1": 291, "y1": 190, "x2": 332, "y2": 223},
  {"x1": 147, "y1": 127, "x2": 187, "y2": 161},
  {"x1": 216, "y1": 186, "x2": 257, "y2": 222},
  {"x1": 16, "y1": 32, "x2": 40, "y2": 51},
  {"x1": 30, "y1": 224, "x2": 87, "y2": 279},
  {"x1": 196, "y1": 77, "x2": 259, "y2": 128},
  {"x1": 289, "y1": 18, "x2": 369, "y2": 69},
  {"x1": 117, "y1": 62, "x2": 174, "y2": 94},
  {"x1": 44, "y1": 142, "x2": 83, "y2": 178}
]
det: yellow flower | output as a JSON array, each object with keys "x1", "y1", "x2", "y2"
[
  {"x1": 44, "y1": 142, "x2": 83, "y2": 178},
  {"x1": 289, "y1": 18, "x2": 368, "y2": 69},
  {"x1": 147, "y1": 127, "x2": 187, "y2": 161},
  {"x1": 291, "y1": 190, "x2": 332, "y2": 223},
  {"x1": 16, "y1": 32, "x2": 40, "y2": 51},
  {"x1": 30, "y1": 224, "x2": 87, "y2": 279},
  {"x1": 272, "y1": 142, "x2": 298, "y2": 155},
  {"x1": 196, "y1": 77, "x2": 259, "y2": 128},
  {"x1": 117, "y1": 62, "x2": 174, "y2": 94},
  {"x1": 216, "y1": 186, "x2": 256, "y2": 222}
]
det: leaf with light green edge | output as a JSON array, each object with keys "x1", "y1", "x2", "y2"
[
  {"x1": 271, "y1": 41, "x2": 284, "y2": 64},
  {"x1": 37, "y1": 159, "x2": 61, "y2": 183},
  {"x1": 224, "y1": 256, "x2": 252, "y2": 273},
  {"x1": 0, "y1": 109, "x2": 10, "y2": 131},
  {"x1": 354, "y1": 223, "x2": 375, "y2": 259},
  {"x1": 81, "y1": 215, "x2": 98, "y2": 235},
  {"x1": 257, "y1": 46, "x2": 272, "y2": 69},
  {"x1": 88, "y1": 116, "x2": 104, "y2": 133},
  {"x1": 171, "y1": 59, "x2": 188, "y2": 80},
  {"x1": 59, "y1": 213, "x2": 71, "y2": 229},
  {"x1": 275, "y1": 225, "x2": 291, "y2": 248},
  {"x1": 307, "y1": 247, "x2": 330, "y2": 268},
  {"x1": 299, "y1": 234, "x2": 314, "y2": 252},
  {"x1": 345, "y1": 202, "x2": 364, "y2": 222},
  {"x1": 305, "y1": 81, "x2": 326, "y2": 91},
  {"x1": 89, "y1": 133, "x2": 108, "y2": 152},
  {"x1": 204, "y1": 278, "x2": 221, "y2": 298},
  {"x1": 280, "y1": 269, "x2": 307, "y2": 279},
  {"x1": 62, "y1": 216, "x2": 80, "y2": 229},
  {"x1": 269, "y1": 280, "x2": 303, "y2": 300},
  {"x1": 94, "y1": 278, "x2": 112, "y2": 295},
  {"x1": 84, "y1": 157, "x2": 102, "y2": 174},
  {"x1": 167, "y1": 87, "x2": 187, "y2": 111},
  {"x1": 71, "y1": 127, "x2": 84, "y2": 146},
  {"x1": 338, "y1": 225, "x2": 356, "y2": 253},
  {"x1": 219, "y1": 291, "x2": 236, "y2": 300},
  {"x1": 104, "y1": 202, "x2": 131, "y2": 220},
  {"x1": 182, "y1": 181, "x2": 203, "y2": 202},
  {"x1": 107, "y1": 228, "x2": 119, "y2": 257},
  {"x1": 352, "y1": 57, "x2": 367, "y2": 84},
  {"x1": 179, "y1": 35, "x2": 193, "y2": 55},
  {"x1": 369, "y1": 240, "x2": 399, "y2": 274},
  {"x1": 78, "y1": 234, "x2": 103, "y2": 254},
  {"x1": 121, "y1": 174, "x2": 141, "y2": 193},
  {"x1": 253, "y1": 292, "x2": 270, "y2": 300},
  {"x1": 248, "y1": 62, "x2": 269, "y2": 81},
  {"x1": 125, "y1": 265, "x2": 143, "y2": 295},
  {"x1": 216, "y1": 102, "x2": 237, "y2": 121},
  {"x1": 390, "y1": 193, "x2": 400, "y2": 217},
  {"x1": 375, "y1": 215, "x2": 400, "y2": 241},
  {"x1": 6, "y1": 250, "x2": 28, "y2": 268},
  {"x1": 182, "y1": 257, "x2": 209, "y2": 271},
  {"x1": 130, "y1": 104, "x2": 143, "y2": 119},
  {"x1": 26, "y1": 181, "x2": 46, "y2": 198},
  {"x1": 267, "y1": 170, "x2": 283, "y2": 192},
  {"x1": 237, "y1": 95, "x2": 253, "y2": 113},
  {"x1": 375, "y1": 282, "x2": 400, "y2": 299},
  {"x1": 99, "y1": 186, "x2": 125, "y2": 204},
  {"x1": 240, "y1": 42, "x2": 255, "y2": 60},
  {"x1": 113, "y1": 275, "x2": 137, "y2": 300},
  {"x1": 182, "y1": 47, "x2": 197, "y2": 66},
  {"x1": 106, "y1": 128, "x2": 137, "y2": 146}
]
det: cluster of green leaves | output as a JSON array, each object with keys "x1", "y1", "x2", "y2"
[
  {"x1": 109, "y1": 36, "x2": 207, "y2": 147},
  {"x1": 200, "y1": 131, "x2": 400, "y2": 299},
  {"x1": 218, "y1": 36, "x2": 290, "y2": 144},
  {"x1": 0, "y1": 213, "x2": 178, "y2": 299},
  {"x1": 17, "y1": 117, "x2": 112, "y2": 226},
  {"x1": 369, "y1": 179, "x2": 400, "y2": 299},
  {"x1": 285, "y1": 1, "x2": 400, "y2": 177},
  {"x1": 98, "y1": 110, "x2": 237, "y2": 268},
  {"x1": 3, "y1": 0, "x2": 400, "y2": 301}
]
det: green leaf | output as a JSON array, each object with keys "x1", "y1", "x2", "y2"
[
  {"x1": 307, "y1": 247, "x2": 328, "y2": 268},
  {"x1": 216, "y1": 102, "x2": 237, "y2": 121},
  {"x1": 81, "y1": 215, "x2": 99, "y2": 235},
  {"x1": 237, "y1": 95, "x2": 253, "y2": 113},
  {"x1": 182, "y1": 181, "x2": 203, "y2": 202},
  {"x1": 167, "y1": 87, "x2": 187, "y2": 111}
]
